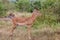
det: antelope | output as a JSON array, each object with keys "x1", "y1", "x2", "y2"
[{"x1": 8, "y1": 8, "x2": 42, "y2": 40}]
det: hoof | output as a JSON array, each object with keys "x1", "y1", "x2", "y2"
[
  {"x1": 9, "y1": 33, "x2": 13, "y2": 37},
  {"x1": 28, "y1": 37, "x2": 31, "y2": 40}
]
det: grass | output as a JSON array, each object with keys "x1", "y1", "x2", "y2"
[{"x1": 0, "y1": 22, "x2": 60, "y2": 40}]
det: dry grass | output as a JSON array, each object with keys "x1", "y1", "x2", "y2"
[{"x1": 0, "y1": 21, "x2": 60, "y2": 40}]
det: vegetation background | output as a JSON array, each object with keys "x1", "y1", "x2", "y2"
[
  {"x1": 0, "y1": 0, "x2": 59, "y2": 29},
  {"x1": 0, "y1": 0, "x2": 60, "y2": 40}
]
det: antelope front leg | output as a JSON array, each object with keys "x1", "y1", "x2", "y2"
[
  {"x1": 27, "y1": 25, "x2": 32, "y2": 40},
  {"x1": 9, "y1": 24, "x2": 16, "y2": 36}
]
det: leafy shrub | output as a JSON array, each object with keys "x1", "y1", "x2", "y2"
[
  {"x1": 16, "y1": 0, "x2": 41, "y2": 12},
  {"x1": 0, "y1": 2, "x2": 7, "y2": 17}
]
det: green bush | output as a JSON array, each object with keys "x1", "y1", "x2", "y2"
[
  {"x1": 16, "y1": 0, "x2": 41, "y2": 12},
  {"x1": 0, "y1": 2, "x2": 7, "y2": 17},
  {"x1": 53, "y1": 0, "x2": 60, "y2": 22}
]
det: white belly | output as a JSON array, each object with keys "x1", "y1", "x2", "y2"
[{"x1": 17, "y1": 23, "x2": 26, "y2": 26}]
